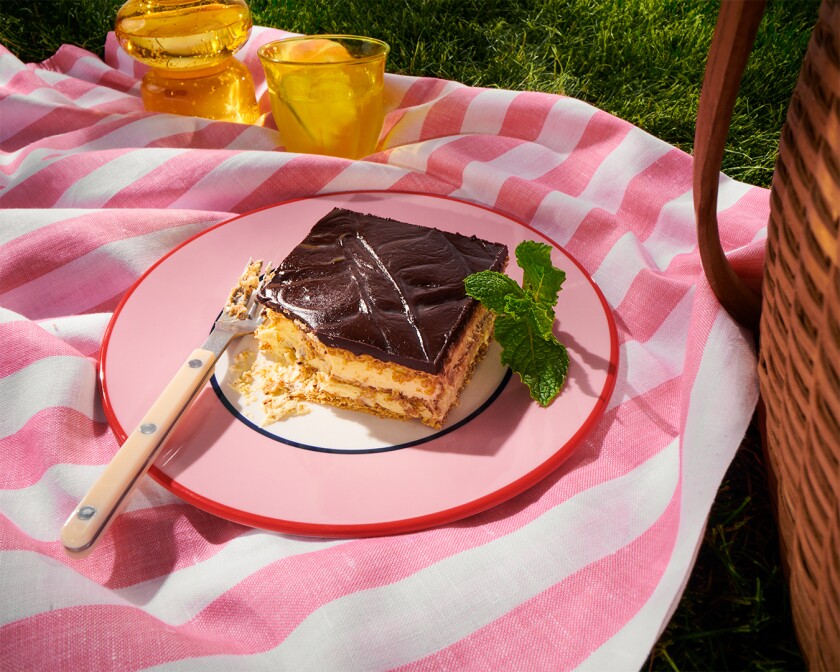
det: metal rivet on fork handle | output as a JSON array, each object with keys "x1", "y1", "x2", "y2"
[
  {"x1": 77, "y1": 506, "x2": 96, "y2": 521},
  {"x1": 140, "y1": 423, "x2": 157, "y2": 434}
]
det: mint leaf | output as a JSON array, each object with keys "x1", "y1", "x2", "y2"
[
  {"x1": 463, "y1": 271, "x2": 523, "y2": 314},
  {"x1": 503, "y1": 295, "x2": 556, "y2": 340},
  {"x1": 516, "y1": 240, "x2": 566, "y2": 309},
  {"x1": 464, "y1": 239, "x2": 569, "y2": 407},
  {"x1": 495, "y1": 316, "x2": 569, "y2": 407}
]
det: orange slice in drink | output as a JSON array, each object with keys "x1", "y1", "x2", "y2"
[{"x1": 282, "y1": 38, "x2": 351, "y2": 63}]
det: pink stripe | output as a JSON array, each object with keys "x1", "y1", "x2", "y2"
[
  {"x1": 397, "y1": 491, "x2": 681, "y2": 671},
  {"x1": 0, "y1": 105, "x2": 126, "y2": 154},
  {"x1": 419, "y1": 87, "x2": 483, "y2": 141},
  {"x1": 381, "y1": 170, "x2": 454, "y2": 196},
  {"x1": 0, "y1": 115, "x2": 141, "y2": 176},
  {"x1": 564, "y1": 149, "x2": 692, "y2": 270},
  {"x1": 537, "y1": 110, "x2": 632, "y2": 198},
  {"x1": 103, "y1": 151, "x2": 232, "y2": 209},
  {"x1": 677, "y1": 289, "x2": 726, "y2": 439},
  {"x1": 493, "y1": 176, "x2": 552, "y2": 227},
  {"x1": 614, "y1": 277, "x2": 693, "y2": 345},
  {"x1": 717, "y1": 185, "x2": 769, "y2": 291},
  {"x1": 230, "y1": 154, "x2": 349, "y2": 213},
  {"x1": 48, "y1": 74, "x2": 134, "y2": 108},
  {"x1": 39, "y1": 44, "x2": 139, "y2": 94},
  {"x1": 725, "y1": 239, "x2": 766, "y2": 293},
  {"x1": 1, "y1": 67, "x2": 59, "y2": 96},
  {"x1": 145, "y1": 122, "x2": 250, "y2": 150},
  {"x1": 0, "y1": 506, "x2": 244, "y2": 588},
  {"x1": 78, "y1": 294, "x2": 125, "y2": 316},
  {"x1": 498, "y1": 91, "x2": 556, "y2": 141},
  {"x1": 0, "y1": 409, "x2": 114, "y2": 489},
  {"x1": 0, "y1": 321, "x2": 87, "y2": 375},
  {"x1": 399, "y1": 77, "x2": 452, "y2": 109},
  {"x1": 395, "y1": 135, "x2": 523, "y2": 194},
  {"x1": 488, "y1": 114, "x2": 634, "y2": 225},
  {"x1": 0, "y1": 147, "x2": 135, "y2": 208},
  {"x1": 380, "y1": 77, "x2": 453, "y2": 142},
  {"x1": 0, "y1": 604, "x2": 240, "y2": 670},
  {"x1": 5, "y1": 427, "x2": 682, "y2": 669},
  {"x1": 0, "y1": 209, "x2": 224, "y2": 295}
]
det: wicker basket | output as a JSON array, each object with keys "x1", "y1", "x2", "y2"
[{"x1": 694, "y1": 1, "x2": 840, "y2": 669}]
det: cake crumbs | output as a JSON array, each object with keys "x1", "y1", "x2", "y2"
[
  {"x1": 224, "y1": 259, "x2": 263, "y2": 319},
  {"x1": 228, "y1": 350, "x2": 310, "y2": 424}
]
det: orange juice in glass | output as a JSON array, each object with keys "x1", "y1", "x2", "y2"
[{"x1": 258, "y1": 36, "x2": 389, "y2": 159}]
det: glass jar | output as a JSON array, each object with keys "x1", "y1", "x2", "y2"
[{"x1": 115, "y1": 0, "x2": 259, "y2": 123}]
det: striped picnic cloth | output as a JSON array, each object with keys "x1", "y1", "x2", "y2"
[{"x1": 0, "y1": 26, "x2": 769, "y2": 671}]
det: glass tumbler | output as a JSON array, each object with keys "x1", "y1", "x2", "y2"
[{"x1": 258, "y1": 35, "x2": 389, "y2": 159}]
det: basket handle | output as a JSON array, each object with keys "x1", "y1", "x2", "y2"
[{"x1": 694, "y1": 0, "x2": 766, "y2": 330}]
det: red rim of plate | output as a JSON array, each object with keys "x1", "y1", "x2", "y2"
[{"x1": 99, "y1": 191, "x2": 620, "y2": 538}]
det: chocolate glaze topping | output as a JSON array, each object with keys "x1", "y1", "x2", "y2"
[{"x1": 258, "y1": 208, "x2": 508, "y2": 373}]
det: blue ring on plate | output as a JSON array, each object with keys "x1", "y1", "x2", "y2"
[{"x1": 210, "y1": 367, "x2": 512, "y2": 454}]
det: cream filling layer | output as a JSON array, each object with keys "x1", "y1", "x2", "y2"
[{"x1": 234, "y1": 306, "x2": 495, "y2": 427}]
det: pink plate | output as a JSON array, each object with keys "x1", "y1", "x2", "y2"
[{"x1": 100, "y1": 192, "x2": 618, "y2": 537}]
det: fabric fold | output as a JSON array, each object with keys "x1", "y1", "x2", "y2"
[{"x1": 0, "y1": 26, "x2": 767, "y2": 671}]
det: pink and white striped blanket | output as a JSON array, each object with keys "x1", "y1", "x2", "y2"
[{"x1": 1, "y1": 26, "x2": 768, "y2": 670}]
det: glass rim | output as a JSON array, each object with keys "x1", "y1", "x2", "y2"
[{"x1": 257, "y1": 35, "x2": 390, "y2": 66}]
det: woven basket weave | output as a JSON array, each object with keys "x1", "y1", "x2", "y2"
[
  {"x1": 695, "y1": 1, "x2": 839, "y2": 669},
  {"x1": 758, "y1": 2, "x2": 840, "y2": 668}
]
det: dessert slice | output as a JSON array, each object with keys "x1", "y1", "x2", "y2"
[{"x1": 235, "y1": 207, "x2": 508, "y2": 428}]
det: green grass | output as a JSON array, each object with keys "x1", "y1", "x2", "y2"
[{"x1": 0, "y1": 0, "x2": 820, "y2": 668}]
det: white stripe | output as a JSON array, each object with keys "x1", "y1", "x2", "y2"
[
  {"x1": 4, "y1": 85, "x2": 72, "y2": 107},
  {"x1": 53, "y1": 147, "x2": 189, "y2": 208},
  {"x1": 534, "y1": 96, "x2": 599, "y2": 154},
  {"x1": 449, "y1": 141, "x2": 572, "y2": 203},
  {"x1": 382, "y1": 80, "x2": 464, "y2": 148},
  {"x1": 592, "y1": 231, "x2": 657, "y2": 308},
  {"x1": 0, "y1": 209, "x2": 100, "y2": 246},
  {"x1": 530, "y1": 189, "x2": 594, "y2": 244},
  {"x1": 63, "y1": 52, "x2": 127, "y2": 83},
  {"x1": 221, "y1": 124, "x2": 284, "y2": 152},
  {"x1": 0, "y1": 218, "x2": 212, "y2": 318},
  {"x1": 382, "y1": 72, "x2": 420, "y2": 110},
  {"x1": 460, "y1": 88, "x2": 521, "y2": 136},
  {"x1": 578, "y1": 309, "x2": 759, "y2": 671},
  {"x1": 0, "y1": 532, "x2": 346, "y2": 627},
  {"x1": 0, "y1": 49, "x2": 27, "y2": 88},
  {"x1": 0, "y1": 466, "x2": 179, "y2": 542},
  {"x1": 72, "y1": 85, "x2": 137, "y2": 109},
  {"x1": 607, "y1": 287, "x2": 695, "y2": 412},
  {"x1": 316, "y1": 160, "x2": 410, "y2": 194},
  {"x1": 165, "y1": 150, "x2": 294, "y2": 211},
  {"x1": 0, "y1": 307, "x2": 26, "y2": 325},
  {"x1": 35, "y1": 312, "x2": 112, "y2": 355},
  {"x1": 533, "y1": 127, "x2": 674, "y2": 246},
  {"x1": 151, "y1": 439, "x2": 680, "y2": 671},
  {"x1": 645, "y1": 176, "x2": 755, "y2": 269},
  {"x1": 0, "y1": 113, "x2": 211, "y2": 172},
  {"x1": 642, "y1": 187, "x2": 696, "y2": 269},
  {"x1": 0, "y1": 356, "x2": 104, "y2": 439},
  {"x1": 0, "y1": 95, "x2": 65, "y2": 145},
  {"x1": 385, "y1": 135, "x2": 464, "y2": 176}
]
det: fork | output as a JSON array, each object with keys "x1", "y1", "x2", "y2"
[{"x1": 61, "y1": 259, "x2": 273, "y2": 557}]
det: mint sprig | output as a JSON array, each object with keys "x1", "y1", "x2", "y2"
[{"x1": 465, "y1": 240, "x2": 569, "y2": 407}]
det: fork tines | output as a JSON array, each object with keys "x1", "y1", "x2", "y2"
[{"x1": 225, "y1": 258, "x2": 272, "y2": 319}]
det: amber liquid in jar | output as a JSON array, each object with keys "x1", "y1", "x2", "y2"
[{"x1": 116, "y1": 0, "x2": 259, "y2": 122}]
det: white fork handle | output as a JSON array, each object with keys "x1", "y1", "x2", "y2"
[{"x1": 61, "y1": 348, "x2": 217, "y2": 557}]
